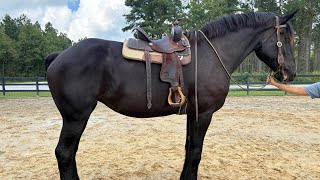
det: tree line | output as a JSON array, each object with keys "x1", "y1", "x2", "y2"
[
  {"x1": 123, "y1": 0, "x2": 320, "y2": 74},
  {"x1": 0, "y1": 15, "x2": 72, "y2": 77},
  {"x1": 0, "y1": 0, "x2": 319, "y2": 77}
]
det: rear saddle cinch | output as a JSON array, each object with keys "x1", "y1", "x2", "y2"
[{"x1": 122, "y1": 25, "x2": 191, "y2": 109}]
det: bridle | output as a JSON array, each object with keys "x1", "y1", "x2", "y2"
[
  {"x1": 258, "y1": 16, "x2": 287, "y2": 77},
  {"x1": 274, "y1": 16, "x2": 287, "y2": 78}
]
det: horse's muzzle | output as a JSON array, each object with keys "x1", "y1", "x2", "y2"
[{"x1": 274, "y1": 69, "x2": 295, "y2": 82}]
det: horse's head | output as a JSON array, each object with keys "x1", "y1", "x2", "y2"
[{"x1": 255, "y1": 10, "x2": 298, "y2": 82}]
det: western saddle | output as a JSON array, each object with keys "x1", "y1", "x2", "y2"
[{"x1": 122, "y1": 23, "x2": 191, "y2": 109}]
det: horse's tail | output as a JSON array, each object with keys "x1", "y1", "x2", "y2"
[{"x1": 45, "y1": 52, "x2": 60, "y2": 72}]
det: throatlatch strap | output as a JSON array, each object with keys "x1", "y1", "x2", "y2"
[{"x1": 145, "y1": 50, "x2": 152, "y2": 109}]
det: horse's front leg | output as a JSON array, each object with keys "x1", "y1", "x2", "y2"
[{"x1": 180, "y1": 111, "x2": 213, "y2": 180}]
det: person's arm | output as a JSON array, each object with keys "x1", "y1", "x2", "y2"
[{"x1": 266, "y1": 75, "x2": 308, "y2": 95}]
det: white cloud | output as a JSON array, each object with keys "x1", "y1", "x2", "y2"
[
  {"x1": 0, "y1": 0, "x2": 65, "y2": 10},
  {"x1": 66, "y1": 0, "x2": 131, "y2": 41},
  {"x1": 42, "y1": 6, "x2": 73, "y2": 34},
  {"x1": 0, "y1": 0, "x2": 132, "y2": 42}
]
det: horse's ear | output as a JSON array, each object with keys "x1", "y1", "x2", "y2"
[{"x1": 280, "y1": 9, "x2": 299, "y2": 24}]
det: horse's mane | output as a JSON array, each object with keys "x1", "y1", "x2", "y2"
[{"x1": 185, "y1": 12, "x2": 282, "y2": 40}]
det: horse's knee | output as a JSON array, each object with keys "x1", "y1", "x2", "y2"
[{"x1": 55, "y1": 145, "x2": 73, "y2": 165}]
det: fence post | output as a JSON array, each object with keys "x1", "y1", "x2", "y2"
[
  {"x1": 36, "y1": 76, "x2": 39, "y2": 97},
  {"x1": 246, "y1": 74, "x2": 250, "y2": 96},
  {"x1": 2, "y1": 76, "x2": 5, "y2": 96}
]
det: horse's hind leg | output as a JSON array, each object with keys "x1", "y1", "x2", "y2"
[
  {"x1": 180, "y1": 111, "x2": 213, "y2": 180},
  {"x1": 54, "y1": 96, "x2": 97, "y2": 180}
]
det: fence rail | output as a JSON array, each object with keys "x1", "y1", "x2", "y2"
[
  {"x1": 0, "y1": 76, "x2": 48, "y2": 96},
  {"x1": 1, "y1": 74, "x2": 319, "y2": 96}
]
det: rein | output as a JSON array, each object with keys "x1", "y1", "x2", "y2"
[{"x1": 199, "y1": 29, "x2": 252, "y2": 91}]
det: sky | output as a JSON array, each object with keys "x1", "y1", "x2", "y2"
[{"x1": 0, "y1": 0, "x2": 132, "y2": 42}]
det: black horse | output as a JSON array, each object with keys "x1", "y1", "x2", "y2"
[{"x1": 46, "y1": 11, "x2": 297, "y2": 179}]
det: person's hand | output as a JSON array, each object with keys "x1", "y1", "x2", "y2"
[{"x1": 266, "y1": 74, "x2": 276, "y2": 85}]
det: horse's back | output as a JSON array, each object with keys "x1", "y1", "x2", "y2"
[{"x1": 48, "y1": 38, "x2": 121, "y2": 70}]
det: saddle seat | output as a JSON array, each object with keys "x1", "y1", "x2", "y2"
[{"x1": 134, "y1": 27, "x2": 187, "y2": 53}]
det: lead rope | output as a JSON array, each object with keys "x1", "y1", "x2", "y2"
[{"x1": 198, "y1": 30, "x2": 268, "y2": 90}]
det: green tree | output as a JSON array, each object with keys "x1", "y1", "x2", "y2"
[
  {"x1": 43, "y1": 22, "x2": 72, "y2": 54},
  {"x1": 17, "y1": 20, "x2": 46, "y2": 76},
  {"x1": 57, "y1": 32, "x2": 72, "y2": 50},
  {"x1": 0, "y1": 14, "x2": 73, "y2": 77},
  {"x1": 0, "y1": 14, "x2": 19, "y2": 40},
  {"x1": 43, "y1": 22, "x2": 59, "y2": 53},
  {"x1": 313, "y1": 16, "x2": 320, "y2": 71},
  {"x1": 123, "y1": 0, "x2": 184, "y2": 38},
  {"x1": 285, "y1": 0, "x2": 319, "y2": 73},
  {"x1": 0, "y1": 27, "x2": 17, "y2": 76},
  {"x1": 254, "y1": 0, "x2": 280, "y2": 13},
  {"x1": 183, "y1": 0, "x2": 239, "y2": 30}
]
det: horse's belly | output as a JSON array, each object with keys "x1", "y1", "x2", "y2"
[{"x1": 98, "y1": 91, "x2": 179, "y2": 118}]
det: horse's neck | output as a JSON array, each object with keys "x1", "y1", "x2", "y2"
[{"x1": 205, "y1": 28, "x2": 263, "y2": 73}]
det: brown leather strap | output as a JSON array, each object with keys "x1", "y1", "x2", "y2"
[
  {"x1": 174, "y1": 63, "x2": 184, "y2": 105},
  {"x1": 174, "y1": 65, "x2": 185, "y2": 107},
  {"x1": 179, "y1": 63, "x2": 184, "y2": 90},
  {"x1": 144, "y1": 50, "x2": 152, "y2": 109},
  {"x1": 195, "y1": 31, "x2": 198, "y2": 123},
  {"x1": 275, "y1": 16, "x2": 286, "y2": 74}
]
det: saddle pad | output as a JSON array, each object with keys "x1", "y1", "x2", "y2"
[
  {"x1": 123, "y1": 39, "x2": 163, "y2": 64},
  {"x1": 122, "y1": 39, "x2": 191, "y2": 65}
]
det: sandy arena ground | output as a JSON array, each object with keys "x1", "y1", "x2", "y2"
[{"x1": 0, "y1": 96, "x2": 319, "y2": 179}]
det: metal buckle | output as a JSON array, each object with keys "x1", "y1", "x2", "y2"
[{"x1": 277, "y1": 41, "x2": 282, "y2": 47}]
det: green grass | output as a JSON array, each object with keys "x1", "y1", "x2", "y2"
[
  {"x1": 228, "y1": 90, "x2": 289, "y2": 96},
  {"x1": 0, "y1": 92, "x2": 52, "y2": 99}
]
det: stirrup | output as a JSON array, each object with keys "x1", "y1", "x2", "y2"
[{"x1": 168, "y1": 86, "x2": 186, "y2": 107}]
